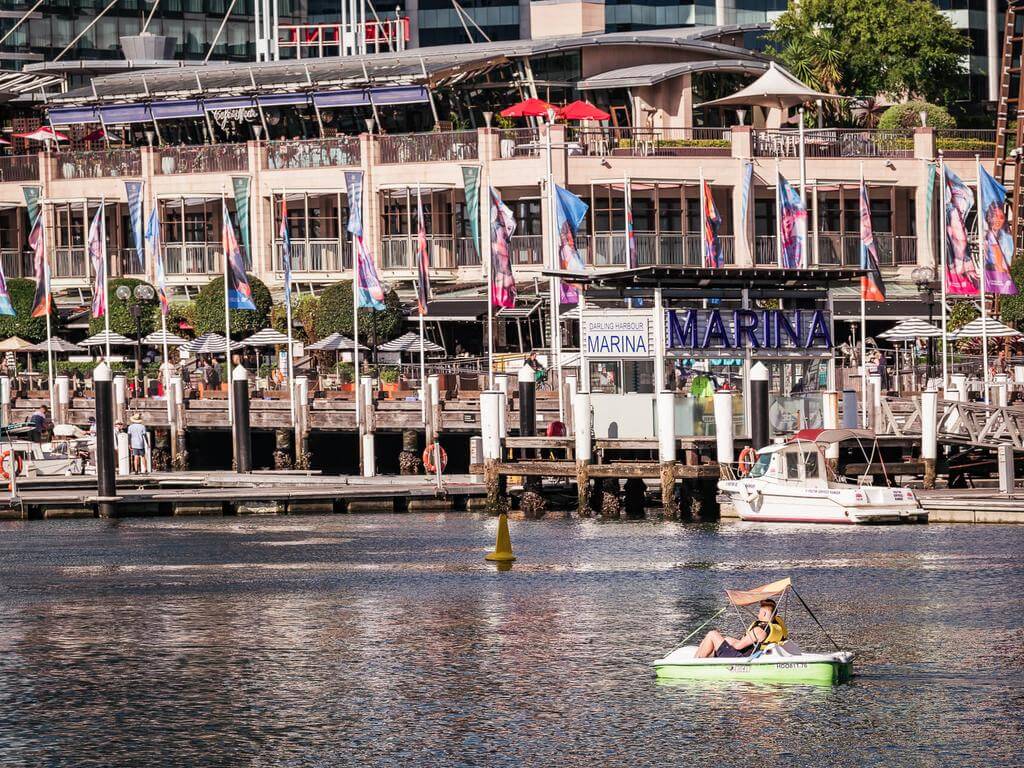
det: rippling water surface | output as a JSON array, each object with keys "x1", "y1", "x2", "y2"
[{"x1": 0, "y1": 515, "x2": 1021, "y2": 767}]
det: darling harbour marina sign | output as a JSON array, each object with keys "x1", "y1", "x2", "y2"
[{"x1": 581, "y1": 309, "x2": 833, "y2": 357}]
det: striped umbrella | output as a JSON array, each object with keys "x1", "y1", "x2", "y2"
[
  {"x1": 142, "y1": 330, "x2": 189, "y2": 347},
  {"x1": 377, "y1": 332, "x2": 445, "y2": 354},
  {"x1": 24, "y1": 337, "x2": 85, "y2": 353},
  {"x1": 878, "y1": 318, "x2": 943, "y2": 341},
  {"x1": 949, "y1": 317, "x2": 1021, "y2": 339},
  {"x1": 306, "y1": 332, "x2": 368, "y2": 352},
  {"x1": 80, "y1": 330, "x2": 137, "y2": 347},
  {"x1": 243, "y1": 328, "x2": 293, "y2": 346},
  {"x1": 183, "y1": 332, "x2": 244, "y2": 354}
]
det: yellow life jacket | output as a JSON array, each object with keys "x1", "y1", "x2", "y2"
[{"x1": 748, "y1": 617, "x2": 788, "y2": 645}]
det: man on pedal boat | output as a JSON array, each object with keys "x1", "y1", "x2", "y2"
[{"x1": 694, "y1": 599, "x2": 788, "y2": 658}]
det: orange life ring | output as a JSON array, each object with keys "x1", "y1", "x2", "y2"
[
  {"x1": 423, "y1": 443, "x2": 448, "y2": 474},
  {"x1": 1, "y1": 450, "x2": 23, "y2": 480},
  {"x1": 737, "y1": 446, "x2": 757, "y2": 476}
]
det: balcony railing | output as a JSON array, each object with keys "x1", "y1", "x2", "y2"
[
  {"x1": 0, "y1": 154, "x2": 39, "y2": 183},
  {"x1": 274, "y1": 239, "x2": 351, "y2": 271},
  {"x1": 1, "y1": 248, "x2": 31, "y2": 278},
  {"x1": 587, "y1": 232, "x2": 735, "y2": 266},
  {"x1": 456, "y1": 237, "x2": 480, "y2": 267},
  {"x1": 568, "y1": 127, "x2": 732, "y2": 158},
  {"x1": 57, "y1": 149, "x2": 141, "y2": 179},
  {"x1": 753, "y1": 129, "x2": 914, "y2": 158},
  {"x1": 497, "y1": 128, "x2": 542, "y2": 158},
  {"x1": 379, "y1": 235, "x2": 457, "y2": 270},
  {"x1": 53, "y1": 247, "x2": 86, "y2": 278},
  {"x1": 753, "y1": 233, "x2": 917, "y2": 267},
  {"x1": 119, "y1": 248, "x2": 146, "y2": 276},
  {"x1": 509, "y1": 234, "x2": 543, "y2": 265},
  {"x1": 157, "y1": 144, "x2": 249, "y2": 175},
  {"x1": 378, "y1": 131, "x2": 478, "y2": 164},
  {"x1": 935, "y1": 128, "x2": 996, "y2": 158},
  {"x1": 163, "y1": 243, "x2": 220, "y2": 275},
  {"x1": 266, "y1": 136, "x2": 360, "y2": 169}
]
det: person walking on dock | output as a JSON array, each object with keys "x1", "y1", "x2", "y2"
[{"x1": 127, "y1": 413, "x2": 149, "y2": 474}]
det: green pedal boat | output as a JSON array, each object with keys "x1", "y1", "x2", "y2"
[{"x1": 653, "y1": 577, "x2": 854, "y2": 686}]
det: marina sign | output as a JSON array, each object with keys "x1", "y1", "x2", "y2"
[
  {"x1": 667, "y1": 309, "x2": 833, "y2": 351},
  {"x1": 581, "y1": 312, "x2": 654, "y2": 358}
]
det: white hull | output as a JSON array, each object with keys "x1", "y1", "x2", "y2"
[{"x1": 720, "y1": 480, "x2": 926, "y2": 525}]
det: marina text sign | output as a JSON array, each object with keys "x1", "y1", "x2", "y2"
[
  {"x1": 667, "y1": 309, "x2": 833, "y2": 350},
  {"x1": 582, "y1": 313, "x2": 654, "y2": 358}
]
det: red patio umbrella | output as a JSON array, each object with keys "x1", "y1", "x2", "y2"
[
  {"x1": 82, "y1": 127, "x2": 108, "y2": 142},
  {"x1": 556, "y1": 100, "x2": 610, "y2": 121},
  {"x1": 500, "y1": 98, "x2": 555, "y2": 118},
  {"x1": 14, "y1": 126, "x2": 68, "y2": 142}
]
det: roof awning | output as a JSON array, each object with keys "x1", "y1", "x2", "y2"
[
  {"x1": 99, "y1": 103, "x2": 152, "y2": 124},
  {"x1": 205, "y1": 96, "x2": 255, "y2": 112},
  {"x1": 48, "y1": 106, "x2": 99, "y2": 125},
  {"x1": 312, "y1": 89, "x2": 370, "y2": 108},
  {"x1": 578, "y1": 60, "x2": 767, "y2": 91},
  {"x1": 151, "y1": 99, "x2": 204, "y2": 120},
  {"x1": 258, "y1": 92, "x2": 310, "y2": 107},
  {"x1": 369, "y1": 85, "x2": 430, "y2": 105}
]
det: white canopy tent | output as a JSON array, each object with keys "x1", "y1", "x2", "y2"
[{"x1": 699, "y1": 62, "x2": 843, "y2": 128}]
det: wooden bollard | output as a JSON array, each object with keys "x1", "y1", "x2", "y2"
[
  {"x1": 657, "y1": 390, "x2": 678, "y2": 518},
  {"x1": 713, "y1": 388, "x2": 734, "y2": 476},
  {"x1": 231, "y1": 365, "x2": 252, "y2": 473},
  {"x1": 361, "y1": 376, "x2": 375, "y2": 477},
  {"x1": 573, "y1": 390, "x2": 591, "y2": 517},
  {"x1": 480, "y1": 390, "x2": 504, "y2": 513},
  {"x1": 921, "y1": 388, "x2": 938, "y2": 489},
  {"x1": 94, "y1": 362, "x2": 117, "y2": 518}
]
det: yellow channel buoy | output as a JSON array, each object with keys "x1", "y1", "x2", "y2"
[{"x1": 484, "y1": 512, "x2": 516, "y2": 563}]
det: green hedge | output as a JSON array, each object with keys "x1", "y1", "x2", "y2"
[
  {"x1": 0, "y1": 278, "x2": 49, "y2": 342},
  {"x1": 878, "y1": 101, "x2": 955, "y2": 131},
  {"x1": 192, "y1": 274, "x2": 272, "y2": 337},
  {"x1": 88, "y1": 277, "x2": 159, "y2": 338},
  {"x1": 311, "y1": 281, "x2": 403, "y2": 343},
  {"x1": 617, "y1": 138, "x2": 730, "y2": 149},
  {"x1": 935, "y1": 138, "x2": 995, "y2": 152}
]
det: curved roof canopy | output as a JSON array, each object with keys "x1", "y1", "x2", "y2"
[{"x1": 578, "y1": 59, "x2": 768, "y2": 91}]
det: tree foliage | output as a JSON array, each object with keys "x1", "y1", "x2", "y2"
[
  {"x1": 768, "y1": 0, "x2": 970, "y2": 106},
  {"x1": 192, "y1": 275, "x2": 272, "y2": 337},
  {"x1": 311, "y1": 281, "x2": 404, "y2": 343},
  {"x1": 88, "y1": 277, "x2": 158, "y2": 338},
  {"x1": 877, "y1": 101, "x2": 955, "y2": 131},
  {"x1": 0, "y1": 278, "x2": 48, "y2": 342},
  {"x1": 997, "y1": 256, "x2": 1024, "y2": 327}
]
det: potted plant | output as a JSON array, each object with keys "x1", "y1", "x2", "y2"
[{"x1": 379, "y1": 366, "x2": 400, "y2": 394}]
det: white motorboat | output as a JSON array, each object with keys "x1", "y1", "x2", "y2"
[
  {"x1": 718, "y1": 428, "x2": 926, "y2": 525},
  {"x1": 1, "y1": 424, "x2": 93, "y2": 478}
]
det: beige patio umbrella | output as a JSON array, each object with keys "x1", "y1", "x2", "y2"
[
  {"x1": 699, "y1": 62, "x2": 843, "y2": 126},
  {"x1": 0, "y1": 336, "x2": 33, "y2": 352}
]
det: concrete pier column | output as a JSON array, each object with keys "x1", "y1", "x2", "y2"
[
  {"x1": 294, "y1": 376, "x2": 310, "y2": 469},
  {"x1": 481, "y1": 390, "x2": 505, "y2": 513},
  {"x1": 93, "y1": 362, "x2": 117, "y2": 518},
  {"x1": 867, "y1": 374, "x2": 882, "y2": 431},
  {"x1": 822, "y1": 391, "x2": 840, "y2": 461},
  {"x1": 171, "y1": 376, "x2": 187, "y2": 468},
  {"x1": 361, "y1": 376, "x2": 375, "y2": 478},
  {"x1": 517, "y1": 364, "x2": 536, "y2": 446},
  {"x1": 117, "y1": 433, "x2": 130, "y2": 475},
  {"x1": 113, "y1": 375, "x2": 127, "y2": 425},
  {"x1": 564, "y1": 375, "x2": 577, "y2": 438},
  {"x1": 423, "y1": 377, "x2": 435, "y2": 447},
  {"x1": 713, "y1": 388, "x2": 734, "y2": 471},
  {"x1": 841, "y1": 388, "x2": 858, "y2": 429},
  {"x1": 657, "y1": 391, "x2": 678, "y2": 518},
  {"x1": 950, "y1": 373, "x2": 968, "y2": 402},
  {"x1": 428, "y1": 374, "x2": 441, "y2": 457},
  {"x1": 0, "y1": 376, "x2": 11, "y2": 428},
  {"x1": 573, "y1": 390, "x2": 592, "y2": 516},
  {"x1": 750, "y1": 362, "x2": 770, "y2": 450},
  {"x1": 55, "y1": 375, "x2": 70, "y2": 425},
  {"x1": 495, "y1": 374, "x2": 509, "y2": 447},
  {"x1": 921, "y1": 388, "x2": 938, "y2": 489},
  {"x1": 993, "y1": 374, "x2": 1009, "y2": 407},
  {"x1": 1014, "y1": 365, "x2": 1024, "y2": 388},
  {"x1": 231, "y1": 365, "x2": 252, "y2": 473},
  {"x1": 997, "y1": 445, "x2": 1015, "y2": 493}
]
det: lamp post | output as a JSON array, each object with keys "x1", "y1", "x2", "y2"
[
  {"x1": 912, "y1": 265, "x2": 936, "y2": 381},
  {"x1": 116, "y1": 283, "x2": 155, "y2": 393}
]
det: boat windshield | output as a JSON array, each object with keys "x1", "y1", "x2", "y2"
[{"x1": 748, "y1": 453, "x2": 772, "y2": 478}]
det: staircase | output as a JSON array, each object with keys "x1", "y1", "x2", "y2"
[{"x1": 994, "y1": 1, "x2": 1024, "y2": 246}]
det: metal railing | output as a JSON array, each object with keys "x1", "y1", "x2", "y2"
[
  {"x1": 569, "y1": 126, "x2": 732, "y2": 157},
  {"x1": 379, "y1": 235, "x2": 457, "y2": 269},
  {"x1": 377, "y1": 131, "x2": 478, "y2": 164},
  {"x1": 277, "y1": 17, "x2": 409, "y2": 58},
  {"x1": 53, "y1": 247, "x2": 86, "y2": 278},
  {"x1": 753, "y1": 129, "x2": 914, "y2": 158},
  {"x1": 587, "y1": 232, "x2": 735, "y2": 266},
  {"x1": 275, "y1": 239, "x2": 351, "y2": 271},
  {"x1": 0, "y1": 154, "x2": 39, "y2": 182},
  {"x1": 497, "y1": 128, "x2": 542, "y2": 158},
  {"x1": 509, "y1": 234, "x2": 543, "y2": 265},
  {"x1": 157, "y1": 144, "x2": 249, "y2": 174},
  {"x1": 754, "y1": 235, "x2": 777, "y2": 265},
  {"x1": 456, "y1": 237, "x2": 480, "y2": 267},
  {"x1": 163, "y1": 243, "x2": 220, "y2": 274},
  {"x1": 119, "y1": 248, "x2": 146, "y2": 276},
  {"x1": 0, "y1": 248, "x2": 31, "y2": 278},
  {"x1": 814, "y1": 233, "x2": 917, "y2": 267},
  {"x1": 266, "y1": 136, "x2": 360, "y2": 169},
  {"x1": 57, "y1": 148, "x2": 141, "y2": 179}
]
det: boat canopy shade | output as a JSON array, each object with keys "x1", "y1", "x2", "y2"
[
  {"x1": 790, "y1": 428, "x2": 876, "y2": 444},
  {"x1": 726, "y1": 578, "x2": 792, "y2": 606},
  {"x1": 578, "y1": 60, "x2": 766, "y2": 91}
]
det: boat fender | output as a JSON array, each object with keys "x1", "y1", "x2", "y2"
[
  {"x1": 737, "y1": 446, "x2": 757, "y2": 475},
  {"x1": 0, "y1": 450, "x2": 23, "y2": 480}
]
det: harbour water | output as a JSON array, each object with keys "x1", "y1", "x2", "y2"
[{"x1": 0, "y1": 515, "x2": 1020, "y2": 767}]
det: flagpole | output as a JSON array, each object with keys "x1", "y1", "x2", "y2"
[
  {"x1": 283, "y1": 189, "x2": 295, "y2": 429},
  {"x1": 43, "y1": 214, "x2": 55, "y2": 417},
  {"x1": 938, "y1": 153, "x2": 949, "y2": 391},
  {"x1": 623, "y1": 173, "x2": 629, "y2": 267},
  {"x1": 799, "y1": 106, "x2": 808, "y2": 265},
  {"x1": 976, "y1": 154, "x2": 989, "y2": 403},
  {"x1": 545, "y1": 112, "x2": 564, "y2": 423},
  {"x1": 860, "y1": 162, "x2": 868, "y2": 428},
  {"x1": 101, "y1": 196, "x2": 110, "y2": 362},
  {"x1": 222, "y1": 191, "x2": 232, "y2": 426},
  {"x1": 484, "y1": 184, "x2": 494, "y2": 389},
  {"x1": 775, "y1": 159, "x2": 783, "y2": 268},
  {"x1": 699, "y1": 167, "x2": 707, "y2": 267},
  {"x1": 417, "y1": 183, "x2": 426, "y2": 422}
]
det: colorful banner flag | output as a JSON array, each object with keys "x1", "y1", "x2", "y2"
[
  {"x1": 415, "y1": 188, "x2": 431, "y2": 315},
  {"x1": 22, "y1": 186, "x2": 40, "y2": 227},
  {"x1": 461, "y1": 166, "x2": 481, "y2": 259},
  {"x1": 125, "y1": 180, "x2": 145, "y2": 272},
  {"x1": 489, "y1": 187, "x2": 517, "y2": 308},
  {"x1": 343, "y1": 171, "x2": 385, "y2": 310},
  {"x1": 279, "y1": 197, "x2": 292, "y2": 308},
  {"x1": 625, "y1": 182, "x2": 638, "y2": 269},
  {"x1": 740, "y1": 162, "x2": 753, "y2": 251},
  {"x1": 978, "y1": 165, "x2": 1017, "y2": 295},
  {"x1": 146, "y1": 208, "x2": 168, "y2": 315},
  {"x1": 87, "y1": 205, "x2": 107, "y2": 318},
  {"x1": 28, "y1": 215, "x2": 49, "y2": 318},
  {"x1": 702, "y1": 179, "x2": 723, "y2": 268},
  {"x1": 0, "y1": 247, "x2": 13, "y2": 316},
  {"x1": 924, "y1": 162, "x2": 936, "y2": 247},
  {"x1": 344, "y1": 171, "x2": 364, "y2": 237},
  {"x1": 231, "y1": 177, "x2": 251, "y2": 268},
  {"x1": 223, "y1": 202, "x2": 256, "y2": 310},
  {"x1": 943, "y1": 166, "x2": 978, "y2": 295},
  {"x1": 777, "y1": 173, "x2": 807, "y2": 269},
  {"x1": 859, "y1": 180, "x2": 885, "y2": 302},
  {"x1": 555, "y1": 185, "x2": 588, "y2": 305}
]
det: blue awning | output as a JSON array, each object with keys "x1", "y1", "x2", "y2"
[
  {"x1": 48, "y1": 106, "x2": 99, "y2": 125},
  {"x1": 100, "y1": 104, "x2": 152, "y2": 124},
  {"x1": 151, "y1": 99, "x2": 204, "y2": 120},
  {"x1": 312, "y1": 89, "x2": 370, "y2": 108},
  {"x1": 204, "y1": 96, "x2": 255, "y2": 112},
  {"x1": 369, "y1": 86, "x2": 430, "y2": 106},
  {"x1": 258, "y1": 93, "x2": 310, "y2": 107}
]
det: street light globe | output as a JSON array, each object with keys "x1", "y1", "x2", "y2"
[
  {"x1": 911, "y1": 266, "x2": 935, "y2": 288},
  {"x1": 135, "y1": 284, "x2": 155, "y2": 301},
  {"x1": 115, "y1": 285, "x2": 132, "y2": 301}
]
